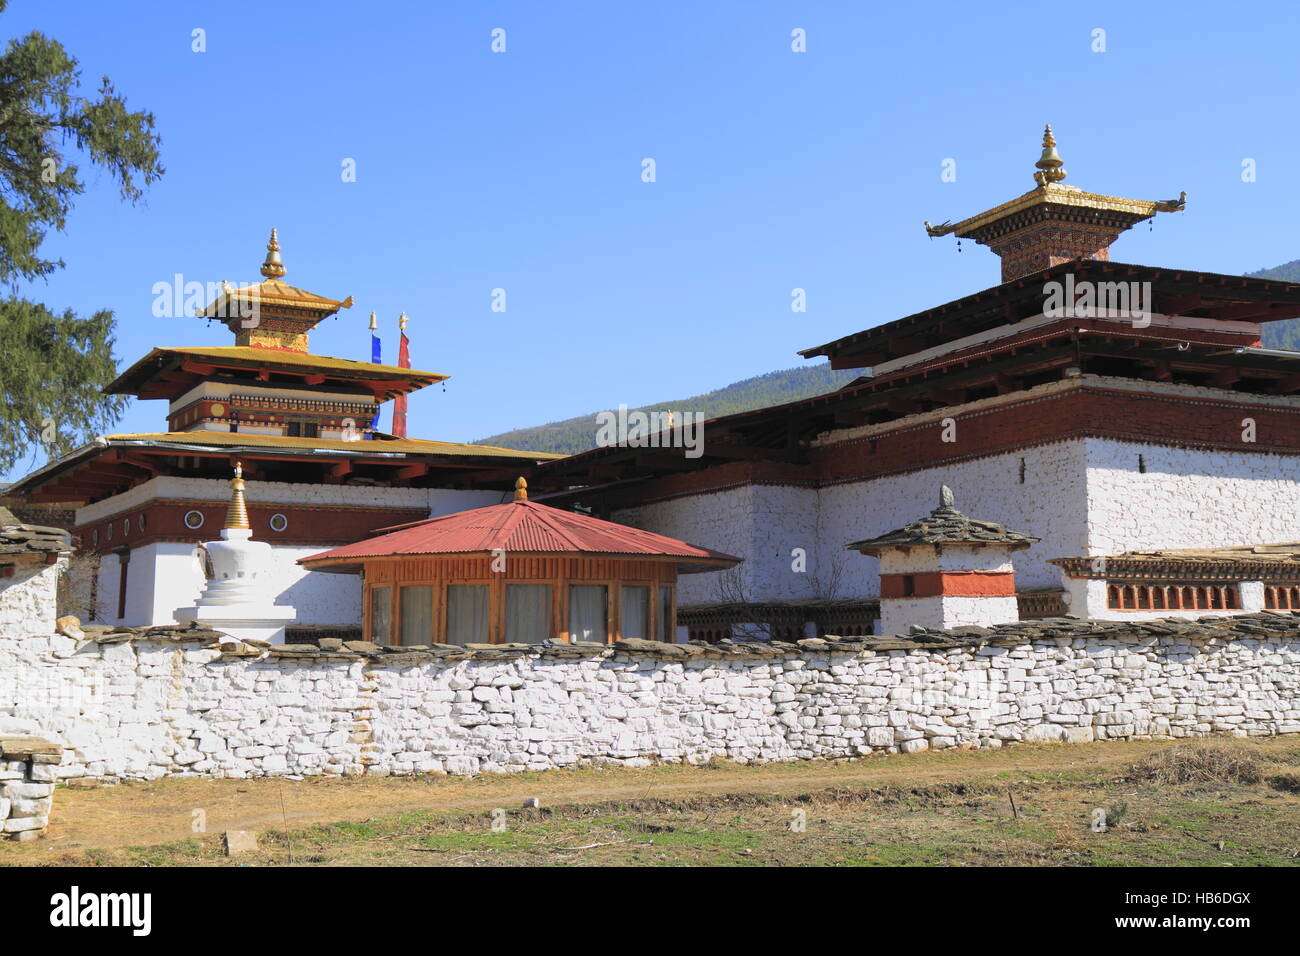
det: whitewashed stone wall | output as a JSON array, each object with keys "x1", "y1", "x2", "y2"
[
  {"x1": 4, "y1": 609, "x2": 1298, "y2": 780},
  {"x1": 1082, "y1": 438, "x2": 1300, "y2": 557}
]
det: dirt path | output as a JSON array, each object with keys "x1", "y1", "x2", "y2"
[{"x1": 12, "y1": 737, "x2": 1277, "y2": 856}]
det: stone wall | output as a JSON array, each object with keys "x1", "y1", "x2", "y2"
[
  {"x1": 5, "y1": 607, "x2": 1298, "y2": 782},
  {"x1": 0, "y1": 736, "x2": 63, "y2": 840}
]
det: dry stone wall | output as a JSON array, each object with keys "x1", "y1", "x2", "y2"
[{"x1": 5, "y1": 610, "x2": 1299, "y2": 782}]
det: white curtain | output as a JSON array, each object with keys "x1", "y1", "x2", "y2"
[
  {"x1": 370, "y1": 586, "x2": 392, "y2": 644},
  {"x1": 506, "y1": 584, "x2": 552, "y2": 643},
  {"x1": 447, "y1": 584, "x2": 489, "y2": 645},
  {"x1": 568, "y1": 585, "x2": 607, "y2": 643},
  {"x1": 399, "y1": 586, "x2": 432, "y2": 645},
  {"x1": 620, "y1": 586, "x2": 649, "y2": 639}
]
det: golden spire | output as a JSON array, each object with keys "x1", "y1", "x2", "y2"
[
  {"x1": 1033, "y1": 124, "x2": 1067, "y2": 186},
  {"x1": 368, "y1": 310, "x2": 377, "y2": 331},
  {"x1": 513, "y1": 476, "x2": 528, "y2": 501},
  {"x1": 260, "y1": 228, "x2": 286, "y2": 279},
  {"x1": 225, "y1": 461, "x2": 251, "y2": 530},
  {"x1": 398, "y1": 311, "x2": 409, "y2": 331}
]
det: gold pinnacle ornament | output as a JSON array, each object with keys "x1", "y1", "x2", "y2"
[
  {"x1": 514, "y1": 476, "x2": 528, "y2": 501},
  {"x1": 1033, "y1": 124, "x2": 1067, "y2": 186},
  {"x1": 225, "y1": 462, "x2": 251, "y2": 530},
  {"x1": 260, "y1": 228, "x2": 286, "y2": 279}
]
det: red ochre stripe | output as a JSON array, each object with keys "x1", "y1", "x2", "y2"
[{"x1": 880, "y1": 571, "x2": 1016, "y2": 599}]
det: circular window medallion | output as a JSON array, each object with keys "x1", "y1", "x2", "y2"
[
  {"x1": 122, "y1": 518, "x2": 131, "y2": 536},
  {"x1": 184, "y1": 510, "x2": 205, "y2": 530},
  {"x1": 269, "y1": 513, "x2": 288, "y2": 533},
  {"x1": 106, "y1": 523, "x2": 113, "y2": 541},
  {"x1": 138, "y1": 514, "x2": 147, "y2": 532},
  {"x1": 92, "y1": 528, "x2": 98, "y2": 546},
  {"x1": 210, "y1": 402, "x2": 226, "y2": 417}
]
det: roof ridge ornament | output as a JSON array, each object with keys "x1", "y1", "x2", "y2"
[
  {"x1": 1033, "y1": 124, "x2": 1067, "y2": 186},
  {"x1": 938, "y1": 484, "x2": 955, "y2": 511},
  {"x1": 514, "y1": 476, "x2": 528, "y2": 501},
  {"x1": 260, "y1": 228, "x2": 286, "y2": 279}
]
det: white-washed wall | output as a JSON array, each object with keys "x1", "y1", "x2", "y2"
[
  {"x1": 5, "y1": 614, "x2": 1299, "y2": 780},
  {"x1": 1082, "y1": 439, "x2": 1300, "y2": 556}
]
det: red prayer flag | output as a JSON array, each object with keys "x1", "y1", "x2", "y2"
[{"x1": 392, "y1": 329, "x2": 410, "y2": 437}]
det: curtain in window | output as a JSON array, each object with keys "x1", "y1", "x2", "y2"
[
  {"x1": 399, "y1": 585, "x2": 432, "y2": 645},
  {"x1": 620, "y1": 586, "x2": 649, "y2": 639},
  {"x1": 568, "y1": 585, "x2": 607, "y2": 643},
  {"x1": 506, "y1": 584, "x2": 552, "y2": 644},
  {"x1": 658, "y1": 586, "x2": 673, "y2": 643},
  {"x1": 447, "y1": 584, "x2": 489, "y2": 645},
  {"x1": 370, "y1": 586, "x2": 392, "y2": 644}
]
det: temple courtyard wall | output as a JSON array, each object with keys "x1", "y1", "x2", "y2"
[{"x1": 3, "y1": 561, "x2": 1298, "y2": 783}]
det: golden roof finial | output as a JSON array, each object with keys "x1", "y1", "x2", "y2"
[
  {"x1": 368, "y1": 310, "x2": 377, "y2": 331},
  {"x1": 513, "y1": 476, "x2": 528, "y2": 501},
  {"x1": 398, "y1": 311, "x2": 409, "y2": 331},
  {"x1": 225, "y1": 461, "x2": 251, "y2": 530},
  {"x1": 1033, "y1": 124, "x2": 1067, "y2": 186},
  {"x1": 260, "y1": 228, "x2": 286, "y2": 279}
]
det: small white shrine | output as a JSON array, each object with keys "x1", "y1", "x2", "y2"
[
  {"x1": 174, "y1": 463, "x2": 296, "y2": 643},
  {"x1": 847, "y1": 486, "x2": 1039, "y2": 634}
]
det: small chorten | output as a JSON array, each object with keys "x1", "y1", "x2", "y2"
[
  {"x1": 847, "y1": 485, "x2": 1038, "y2": 635},
  {"x1": 173, "y1": 462, "x2": 296, "y2": 643}
]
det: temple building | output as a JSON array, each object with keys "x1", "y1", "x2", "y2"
[
  {"x1": 299, "y1": 477, "x2": 739, "y2": 645},
  {"x1": 530, "y1": 127, "x2": 1300, "y2": 638},
  {"x1": 6, "y1": 231, "x2": 559, "y2": 630}
]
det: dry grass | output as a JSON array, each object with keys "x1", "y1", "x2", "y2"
[{"x1": 1123, "y1": 741, "x2": 1264, "y2": 786}]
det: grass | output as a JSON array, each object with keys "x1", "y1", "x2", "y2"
[{"x1": 6, "y1": 737, "x2": 1300, "y2": 867}]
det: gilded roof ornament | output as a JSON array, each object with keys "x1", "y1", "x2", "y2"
[
  {"x1": 399, "y1": 311, "x2": 409, "y2": 331},
  {"x1": 225, "y1": 461, "x2": 251, "y2": 530},
  {"x1": 260, "y1": 228, "x2": 286, "y2": 279},
  {"x1": 368, "y1": 310, "x2": 377, "y2": 331},
  {"x1": 1033, "y1": 124, "x2": 1067, "y2": 186},
  {"x1": 514, "y1": 476, "x2": 528, "y2": 501}
]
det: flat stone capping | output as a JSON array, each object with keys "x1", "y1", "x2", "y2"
[{"x1": 94, "y1": 610, "x2": 1300, "y2": 662}]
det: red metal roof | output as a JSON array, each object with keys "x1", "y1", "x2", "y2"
[{"x1": 299, "y1": 498, "x2": 741, "y2": 572}]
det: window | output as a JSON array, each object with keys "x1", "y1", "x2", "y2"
[
  {"x1": 506, "y1": 584, "x2": 551, "y2": 644},
  {"x1": 446, "y1": 584, "x2": 489, "y2": 644},
  {"x1": 620, "y1": 586, "x2": 650, "y2": 639},
  {"x1": 569, "y1": 585, "x2": 608, "y2": 643},
  {"x1": 1107, "y1": 582, "x2": 1239, "y2": 611},
  {"x1": 901, "y1": 574, "x2": 916, "y2": 597},
  {"x1": 370, "y1": 586, "x2": 392, "y2": 644},
  {"x1": 398, "y1": 585, "x2": 433, "y2": 645},
  {"x1": 658, "y1": 586, "x2": 674, "y2": 643}
]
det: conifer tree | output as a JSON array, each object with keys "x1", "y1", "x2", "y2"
[{"x1": 0, "y1": 0, "x2": 163, "y2": 473}]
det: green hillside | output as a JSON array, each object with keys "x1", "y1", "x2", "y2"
[
  {"x1": 1249, "y1": 260, "x2": 1300, "y2": 350},
  {"x1": 474, "y1": 363, "x2": 859, "y2": 455}
]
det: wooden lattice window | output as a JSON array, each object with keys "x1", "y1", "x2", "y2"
[
  {"x1": 1264, "y1": 585, "x2": 1300, "y2": 610},
  {"x1": 1106, "y1": 582, "x2": 1240, "y2": 611}
]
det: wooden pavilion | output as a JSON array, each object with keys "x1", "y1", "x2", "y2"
[{"x1": 298, "y1": 479, "x2": 741, "y2": 645}]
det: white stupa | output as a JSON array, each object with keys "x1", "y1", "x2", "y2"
[{"x1": 174, "y1": 462, "x2": 296, "y2": 643}]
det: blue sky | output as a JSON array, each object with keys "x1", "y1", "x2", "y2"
[{"x1": 5, "y1": 0, "x2": 1300, "y2": 480}]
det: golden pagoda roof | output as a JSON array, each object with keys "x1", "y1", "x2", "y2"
[
  {"x1": 107, "y1": 345, "x2": 448, "y2": 400},
  {"x1": 199, "y1": 229, "x2": 353, "y2": 320},
  {"x1": 924, "y1": 125, "x2": 1185, "y2": 240},
  {"x1": 95, "y1": 430, "x2": 566, "y2": 460}
]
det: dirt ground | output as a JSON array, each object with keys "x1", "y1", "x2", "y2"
[{"x1": 5, "y1": 737, "x2": 1300, "y2": 866}]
